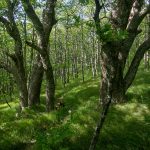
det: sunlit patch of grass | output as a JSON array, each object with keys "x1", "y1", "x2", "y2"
[
  {"x1": 127, "y1": 71, "x2": 150, "y2": 101},
  {"x1": 115, "y1": 103, "x2": 149, "y2": 121}
]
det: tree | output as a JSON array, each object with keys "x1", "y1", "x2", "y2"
[
  {"x1": 94, "y1": 0, "x2": 150, "y2": 104},
  {"x1": 89, "y1": 0, "x2": 150, "y2": 149},
  {"x1": 0, "y1": 0, "x2": 28, "y2": 109},
  {"x1": 21, "y1": 0, "x2": 57, "y2": 111}
]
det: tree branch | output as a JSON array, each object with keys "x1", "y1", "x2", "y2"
[
  {"x1": 93, "y1": 0, "x2": 104, "y2": 37},
  {"x1": 126, "y1": 0, "x2": 149, "y2": 32},
  {"x1": 0, "y1": 1, "x2": 21, "y2": 42},
  {"x1": 124, "y1": 37, "x2": 150, "y2": 91},
  {"x1": 93, "y1": 0, "x2": 100, "y2": 23},
  {"x1": 0, "y1": 16, "x2": 14, "y2": 37},
  {"x1": 42, "y1": 0, "x2": 57, "y2": 41},
  {"x1": 6, "y1": 0, "x2": 15, "y2": 21},
  {"x1": 26, "y1": 41, "x2": 42, "y2": 54},
  {"x1": 21, "y1": 0, "x2": 44, "y2": 37},
  {"x1": 140, "y1": 4, "x2": 150, "y2": 18}
]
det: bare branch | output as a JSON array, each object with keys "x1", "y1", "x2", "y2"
[
  {"x1": 0, "y1": 1, "x2": 21, "y2": 42},
  {"x1": 93, "y1": 0, "x2": 101, "y2": 23},
  {"x1": 21, "y1": 0, "x2": 44, "y2": 37},
  {"x1": 126, "y1": 0, "x2": 149, "y2": 32},
  {"x1": 93, "y1": 0, "x2": 104, "y2": 37},
  {"x1": 140, "y1": 4, "x2": 150, "y2": 18},
  {"x1": 0, "y1": 16, "x2": 13, "y2": 36},
  {"x1": 124, "y1": 37, "x2": 150, "y2": 91}
]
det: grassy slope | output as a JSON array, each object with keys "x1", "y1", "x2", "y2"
[{"x1": 0, "y1": 70, "x2": 150, "y2": 150}]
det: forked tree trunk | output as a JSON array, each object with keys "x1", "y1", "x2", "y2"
[
  {"x1": 21, "y1": 0, "x2": 57, "y2": 111},
  {"x1": 89, "y1": 0, "x2": 150, "y2": 149},
  {"x1": 0, "y1": 1, "x2": 29, "y2": 110}
]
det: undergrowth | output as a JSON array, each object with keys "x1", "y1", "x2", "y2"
[{"x1": 0, "y1": 70, "x2": 150, "y2": 150}]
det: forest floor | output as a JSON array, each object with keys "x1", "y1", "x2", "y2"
[{"x1": 0, "y1": 70, "x2": 150, "y2": 150}]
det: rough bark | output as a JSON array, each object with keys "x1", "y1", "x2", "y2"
[
  {"x1": 100, "y1": 42, "x2": 125, "y2": 105},
  {"x1": 95, "y1": 0, "x2": 150, "y2": 103},
  {"x1": 28, "y1": 55, "x2": 44, "y2": 106},
  {"x1": 0, "y1": 1, "x2": 28, "y2": 109},
  {"x1": 89, "y1": 0, "x2": 150, "y2": 149},
  {"x1": 21, "y1": 0, "x2": 57, "y2": 111}
]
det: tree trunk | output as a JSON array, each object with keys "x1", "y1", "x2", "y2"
[
  {"x1": 14, "y1": 60, "x2": 28, "y2": 109},
  {"x1": 0, "y1": 2, "x2": 28, "y2": 110},
  {"x1": 42, "y1": 54, "x2": 55, "y2": 112},
  {"x1": 14, "y1": 42, "x2": 28, "y2": 109},
  {"x1": 21, "y1": 0, "x2": 57, "y2": 111},
  {"x1": 17, "y1": 79, "x2": 28, "y2": 108},
  {"x1": 100, "y1": 43, "x2": 125, "y2": 105},
  {"x1": 28, "y1": 54, "x2": 44, "y2": 107}
]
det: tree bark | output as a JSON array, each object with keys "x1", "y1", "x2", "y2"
[
  {"x1": 0, "y1": 1, "x2": 28, "y2": 109},
  {"x1": 28, "y1": 55, "x2": 44, "y2": 106},
  {"x1": 94, "y1": 0, "x2": 150, "y2": 104},
  {"x1": 90, "y1": 0, "x2": 150, "y2": 149},
  {"x1": 21, "y1": 0, "x2": 57, "y2": 111},
  {"x1": 100, "y1": 43, "x2": 125, "y2": 105},
  {"x1": 124, "y1": 38, "x2": 150, "y2": 91}
]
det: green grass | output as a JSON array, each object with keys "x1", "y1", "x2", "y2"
[{"x1": 0, "y1": 70, "x2": 150, "y2": 150}]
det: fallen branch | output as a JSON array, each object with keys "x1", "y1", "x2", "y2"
[
  {"x1": 89, "y1": 94, "x2": 112, "y2": 150},
  {"x1": 5, "y1": 99, "x2": 11, "y2": 108}
]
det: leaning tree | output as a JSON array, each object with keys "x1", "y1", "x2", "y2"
[{"x1": 0, "y1": 0, "x2": 28, "y2": 109}]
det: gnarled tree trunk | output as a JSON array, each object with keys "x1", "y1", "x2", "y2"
[
  {"x1": 0, "y1": 1, "x2": 28, "y2": 109},
  {"x1": 100, "y1": 42, "x2": 125, "y2": 105},
  {"x1": 95, "y1": 0, "x2": 150, "y2": 105},
  {"x1": 89, "y1": 0, "x2": 150, "y2": 149},
  {"x1": 21, "y1": 0, "x2": 57, "y2": 111}
]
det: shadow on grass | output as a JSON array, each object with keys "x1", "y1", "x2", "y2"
[
  {"x1": 56, "y1": 101, "x2": 150, "y2": 150},
  {"x1": 44, "y1": 102, "x2": 150, "y2": 150},
  {"x1": 127, "y1": 71, "x2": 150, "y2": 109},
  {"x1": 96, "y1": 105, "x2": 150, "y2": 150}
]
